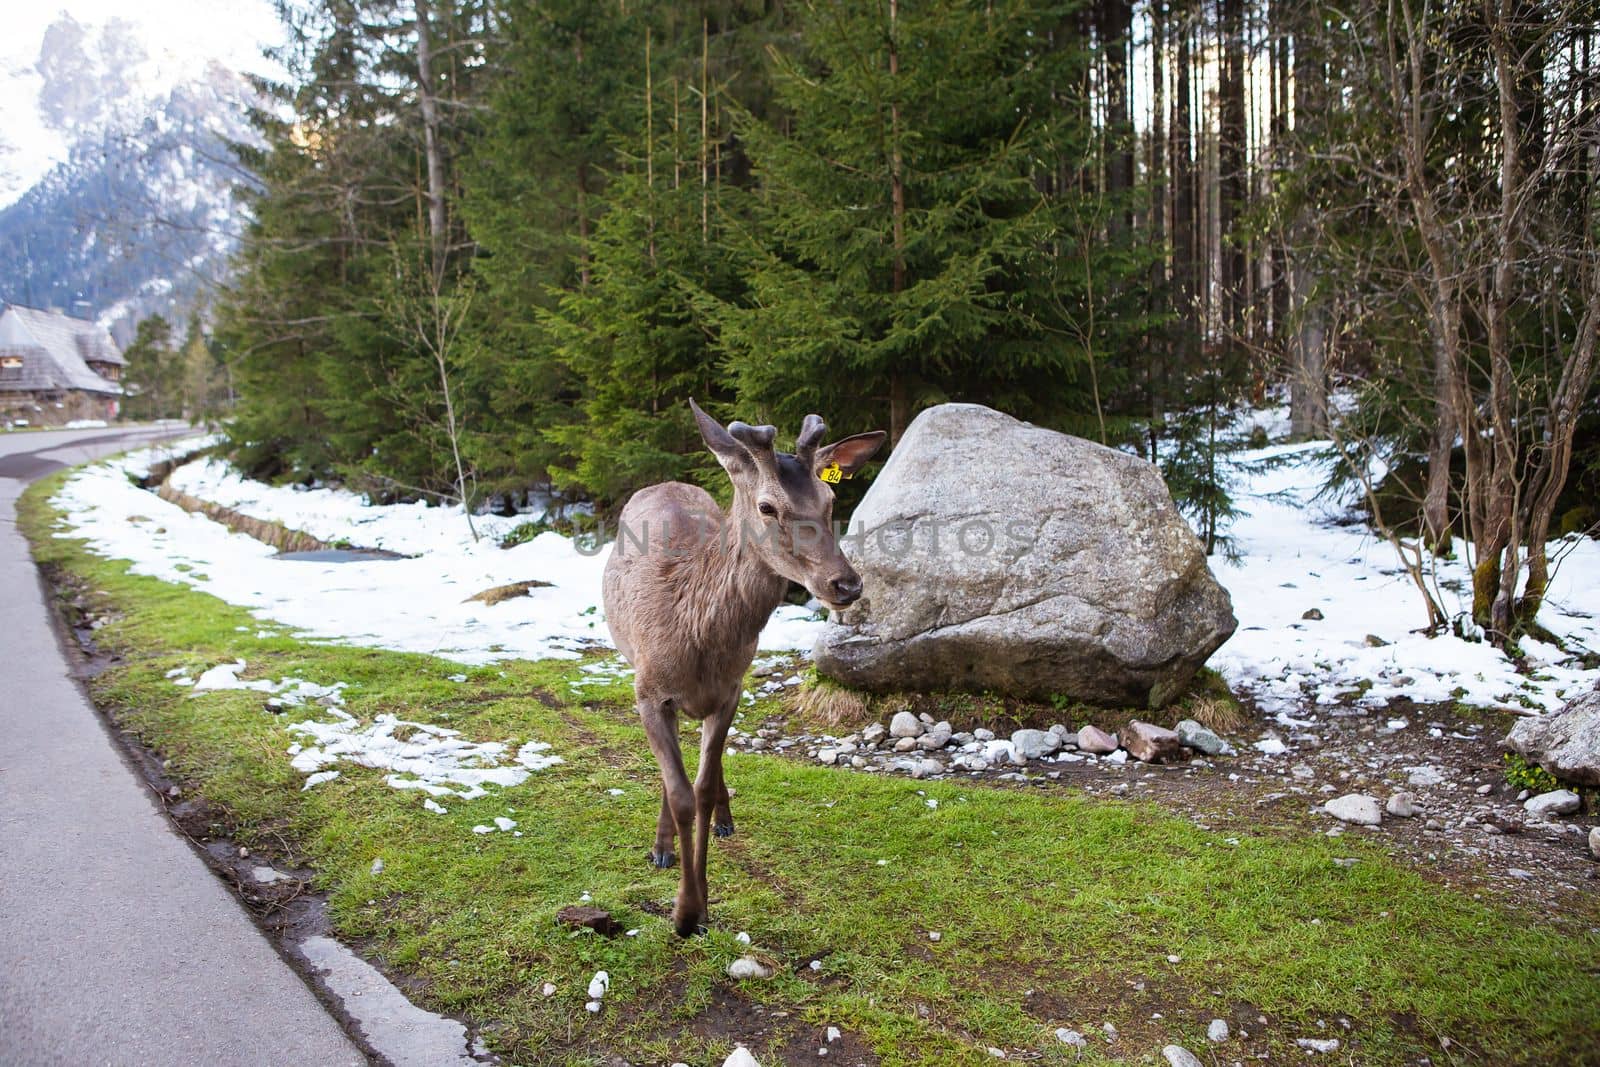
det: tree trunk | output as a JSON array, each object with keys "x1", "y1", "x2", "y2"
[
  {"x1": 1172, "y1": 6, "x2": 1197, "y2": 360},
  {"x1": 1218, "y1": 0, "x2": 1248, "y2": 339},
  {"x1": 414, "y1": 0, "x2": 448, "y2": 285},
  {"x1": 888, "y1": 0, "x2": 909, "y2": 444},
  {"x1": 1287, "y1": 5, "x2": 1327, "y2": 438}
]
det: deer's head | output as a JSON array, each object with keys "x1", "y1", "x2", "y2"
[{"x1": 690, "y1": 399, "x2": 886, "y2": 610}]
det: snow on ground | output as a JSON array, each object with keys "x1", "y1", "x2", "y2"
[
  {"x1": 173, "y1": 656, "x2": 564, "y2": 800},
  {"x1": 1213, "y1": 437, "x2": 1598, "y2": 716},
  {"x1": 54, "y1": 424, "x2": 1600, "y2": 719},
  {"x1": 54, "y1": 444, "x2": 826, "y2": 665}
]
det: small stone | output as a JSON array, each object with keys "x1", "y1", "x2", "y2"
[
  {"x1": 1324, "y1": 794, "x2": 1383, "y2": 826},
  {"x1": 727, "y1": 956, "x2": 773, "y2": 980},
  {"x1": 540, "y1": 982, "x2": 556, "y2": 996},
  {"x1": 1508, "y1": 868, "x2": 1534, "y2": 880},
  {"x1": 952, "y1": 754, "x2": 990, "y2": 772},
  {"x1": 826, "y1": 1026, "x2": 841, "y2": 1043},
  {"x1": 918, "y1": 721, "x2": 953, "y2": 750},
  {"x1": 974, "y1": 727, "x2": 996, "y2": 742},
  {"x1": 1123, "y1": 720, "x2": 1184, "y2": 763},
  {"x1": 1055, "y1": 1028, "x2": 1086, "y2": 1048},
  {"x1": 587, "y1": 970, "x2": 609, "y2": 999},
  {"x1": 818, "y1": 748, "x2": 839, "y2": 765},
  {"x1": 1049, "y1": 723, "x2": 1071, "y2": 740},
  {"x1": 557, "y1": 905, "x2": 621, "y2": 937},
  {"x1": 1077, "y1": 725, "x2": 1119, "y2": 754},
  {"x1": 1365, "y1": 633, "x2": 1389, "y2": 647},
  {"x1": 722, "y1": 1048, "x2": 761, "y2": 1067},
  {"x1": 1162, "y1": 1045, "x2": 1203, "y2": 1067},
  {"x1": 1590, "y1": 827, "x2": 1600, "y2": 860},
  {"x1": 584, "y1": 999, "x2": 601, "y2": 1013},
  {"x1": 928, "y1": 931, "x2": 942, "y2": 942},
  {"x1": 1207, "y1": 1018, "x2": 1229, "y2": 1042},
  {"x1": 1010, "y1": 729, "x2": 1052, "y2": 760},
  {"x1": 1302, "y1": 608, "x2": 1324, "y2": 620},
  {"x1": 1295, "y1": 1038, "x2": 1340, "y2": 1053},
  {"x1": 1176, "y1": 718, "x2": 1229, "y2": 756},
  {"x1": 369, "y1": 857, "x2": 384, "y2": 875},
  {"x1": 1385, "y1": 792, "x2": 1419, "y2": 818},
  {"x1": 861, "y1": 724, "x2": 886, "y2": 744},
  {"x1": 1525, "y1": 789, "x2": 1581, "y2": 817},
  {"x1": 1476, "y1": 783, "x2": 1495, "y2": 795},
  {"x1": 894, "y1": 736, "x2": 919, "y2": 752},
  {"x1": 889, "y1": 711, "x2": 924, "y2": 739}
]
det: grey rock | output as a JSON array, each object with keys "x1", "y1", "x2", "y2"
[
  {"x1": 973, "y1": 728, "x2": 996, "y2": 742},
  {"x1": 1175, "y1": 718, "x2": 1229, "y2": 756},
  {"x1": 889, "y1": 711, "x2": 924, "y2": 739},
  {"x1": 1302, "y1": 608, "x2": 1324, "y2": 620},
  {"x1": 812, "y1": 404, "x2": 1237, "y2": 705},
  {"x1": 1162, "y1": 1046, "x2": 1203, "y2": 1067},
  {"x1": 727, "y1": 956, "x2": 772, "y2": 980},
  {"x1": 861, "y1": 724, "x2": 887, "y2": 745},
  {"x1": 918, "y1": 721, "x2": 953, "y2": 750},
  {"x1": 1122, "y1": 720, "x2": 1184, "y2": 763},
  {"x1": 1207, "y1": 1018, "x2": 1229, "y2": 1042},
  {"x1": 1077, "y1": 725, "x2": 1119, "y2": 754},
  {"x1": 1324, "y1": 794, "x2": 1383, "y2": 826},
  {"x1": 893, "y1": 736, "x2": 919, "y2": 753},
  {"x1": 1503, "y1": 688, "x2": 1600, "y2": 787},
  {"x1": 1296, "y1": 1038, "x2": 1340, "y2": 1054},
  {"x1": 1054, "y1": 1028, "x2": 1086, "y2": 1048},
  {"x1": 952, "y1": 754, "x2": 990, "y2": 772},
  {"x1": 1385, "y1": 792, "x2": 1419, "y2": 818},
  {"x1": 1524, "y1": 788, "x2": 1581, "y2": 817},
  {"x1": 818, "y1": 748, "x2": 839, "y2": 765},
  {"x1": 1010, "y1": 729, "x2": 1052, "y2": 761},
  {"x1": 1589, "y1": 826, "x2": 1599, "y2": 860},
  {"x1": 1049, "y1": 723, "x2": 1071, "y2": 740}
]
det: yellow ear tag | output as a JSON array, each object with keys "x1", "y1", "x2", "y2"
[{"x1": 819, "y1": 463, "x2": 844, "y2": 484}]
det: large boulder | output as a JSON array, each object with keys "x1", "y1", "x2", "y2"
[
  {"x1": 1503, "y1": 687, "x2": 1600, "y2": 787},
  {"x1": 813, "y1": 404, "x2": 1236, "y2": 706}
]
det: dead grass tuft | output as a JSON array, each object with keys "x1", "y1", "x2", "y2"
[
  {"x1": 465, "y1": 579, "x2": 554, "y2": 606},
  {"x1": 786, "y1": 677, "x2": 871, "y2": 730}
]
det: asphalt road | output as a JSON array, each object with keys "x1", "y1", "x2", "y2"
[{"x1": 0, "y1": 426, "x2": 365, "y2": 1066}]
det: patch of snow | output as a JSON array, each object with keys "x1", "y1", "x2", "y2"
[
  {"x1": 1211, "y1": 429, "x2": 1598, "y2": 715},
  {"x1": 287, "y1": 708, "x2": 562, "y2": 799}
]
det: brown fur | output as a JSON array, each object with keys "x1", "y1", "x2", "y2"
[{"x1": 602, "y1": 401, "x2": 884, "y2": 936}]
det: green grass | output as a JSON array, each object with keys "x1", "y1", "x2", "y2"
[{"x1": 19, "y1": 468, "x2": 1600, "y2": 1066}]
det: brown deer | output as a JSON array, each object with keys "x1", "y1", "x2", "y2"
[{"x1": 602, "y1": 399, "x2": 886, "y2": 936}]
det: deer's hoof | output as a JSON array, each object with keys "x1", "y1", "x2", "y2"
[
  {"x1": 649, "y1": 849, "x2": 676, "y2": 869},
  {"x1": 713, "y1": 821, "x2": 735, "y2": 838},
  {"x1": 673, "y1": 917, "x2": 708, "y2": 939}
]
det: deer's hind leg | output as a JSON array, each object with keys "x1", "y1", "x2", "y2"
[
  {"x1": 714, "y1": 777, "x2": 734, "y2": 838},
  {"x1": 651, "y1": 791, "x2": 676, "y2": 868}
]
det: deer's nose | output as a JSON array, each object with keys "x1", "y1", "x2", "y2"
[{"x1": 829, "y1": 574, "x2": 863, "y2": 605}]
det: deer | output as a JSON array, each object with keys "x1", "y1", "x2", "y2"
[{"x1": 602, "y1": 399, "x2": 886, "y2": 937}]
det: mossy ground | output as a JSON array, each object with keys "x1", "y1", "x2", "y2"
[{"x1": 18, "y1": 470, "x2": 1600, "y2": 1066}]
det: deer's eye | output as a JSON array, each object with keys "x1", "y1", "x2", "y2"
[{"x1": 758, "y1": 501, "x2": 778, "y2": 518}]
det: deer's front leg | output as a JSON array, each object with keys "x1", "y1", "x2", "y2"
[
  {"x1": 638, "y1": 699, "x2": 702, "y2": 937},
  {"x1": 692, "y1": 698, "x2": 737, "y2": 914}
]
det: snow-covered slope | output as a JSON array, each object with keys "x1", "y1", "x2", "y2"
[{"x1": 0, "y1": 15, "x2": 259, "y2": 342}]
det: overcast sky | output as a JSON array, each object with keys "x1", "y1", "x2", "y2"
[{"x1": 0, "y1": 0, "x2": 286, "y2": 204}]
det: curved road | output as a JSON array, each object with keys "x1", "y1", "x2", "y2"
[{"x1": 0, "y1": 426, "x2": 364, "y2": 1066}]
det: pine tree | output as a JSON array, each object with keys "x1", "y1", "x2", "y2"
[{"x1": 701, "y1": 0, "x2": 1145, "y2": 445}]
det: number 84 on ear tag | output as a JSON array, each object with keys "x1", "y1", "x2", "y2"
[{"x1": 819, "y1": 463, "x2": 844, "y2": 484}]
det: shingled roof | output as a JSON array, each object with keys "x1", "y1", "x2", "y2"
[{"x1": 0, "y1": 304, "x2": 124, "y2": 396}]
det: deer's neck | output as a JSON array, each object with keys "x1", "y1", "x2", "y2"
[{"x1": 683, "y1": 503, "x2": 788, "y2": 648}]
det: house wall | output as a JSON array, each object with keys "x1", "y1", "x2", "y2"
[{"x1": 1, "y1": 390, "x2": 120, "y2": 426}]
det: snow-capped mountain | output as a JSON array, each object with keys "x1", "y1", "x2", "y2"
[{"x1": 0, "y1": 16, "x2": 260, "y2": 344}]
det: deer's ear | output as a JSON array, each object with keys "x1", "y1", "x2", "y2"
[
  {"x1": 689, "y1": 398, "x2": 749, "y2": 471},
  {"x1": 813, "y1": 431, "x2": 887, "y2": 478}
]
